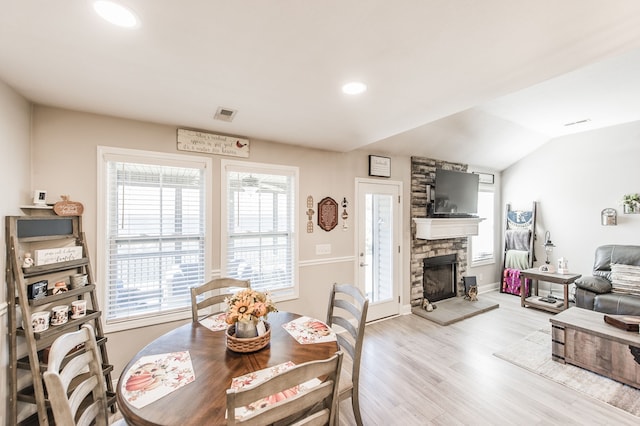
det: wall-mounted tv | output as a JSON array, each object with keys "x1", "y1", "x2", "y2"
[{"x1": 433, "y1": 169, "x2": 479, "y2": 216}]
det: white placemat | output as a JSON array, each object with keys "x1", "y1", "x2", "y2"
[
  {"x1": 120, "y1": 351, "x2": 195, "y2": 409},
  {"x1": 282, "y1": 316, "x2": 337, "y2": 344}
]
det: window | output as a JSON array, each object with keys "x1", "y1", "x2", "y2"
[
  {"x1": 98, "y1": 147, "x2": 212, "y2": 331},
  {"x1": 471, "y1": 188, "x2": 495, "y2": 265},
  {"x1": 221, "y1": 160, "x2": 298, "y2": 300}
]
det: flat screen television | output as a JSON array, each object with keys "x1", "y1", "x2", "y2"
[{"x1": 433, "y1": 169, "x2": 479, "y2": 216}]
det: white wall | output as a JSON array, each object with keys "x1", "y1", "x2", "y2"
[
  {"x1": 29, "y1": 106, "x2": 413, "y2": 377},
  {"x1": 0, "y1": 79, "x2": 32, "y2": 425},
  {"x1": 502, "y1": 120, "x2": 640, "y2": 289}
]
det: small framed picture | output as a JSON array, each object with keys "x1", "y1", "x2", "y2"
[
  {"x1": 369, "y1": 155, "x2": 391, "y2": 178},
  {"x1": 473, "y1": 172, "x2": 494, "y2": 184},
  {"x1": 33, "y1": 190, "x2": 47, "y2": 205}
]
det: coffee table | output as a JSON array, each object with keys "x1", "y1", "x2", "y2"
[
  {"x1": 550, "y1": 307, "x2": 640, "y2": 389},
  {"x1": 519, "y1": 268, "x2": 581, "y2": 313}
]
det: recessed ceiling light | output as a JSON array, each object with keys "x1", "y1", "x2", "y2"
[
  {"x1": 563, "y1": 118, "x2": 591, "y2": 127},
  {"x1": 342, "y1": 82, "x2": 367, "y2": 95},
  {"x1": 93, "y1": 1, "x2": 139, "y2": 28}
]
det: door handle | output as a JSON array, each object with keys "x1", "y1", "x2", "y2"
[{"x1": 360, "y1": 262, "x2": 368, "y2": 267}]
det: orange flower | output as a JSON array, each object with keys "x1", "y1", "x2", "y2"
[{"x1": 225, "y1": 289, "x2": 277, "y2": 324}]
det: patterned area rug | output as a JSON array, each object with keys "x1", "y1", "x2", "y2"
[{"x1": 494, "y1": 328, "x2": 640, "y2": 417}]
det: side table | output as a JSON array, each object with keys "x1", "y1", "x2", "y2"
[{"x1": 519, "y1": 268, "x2": 581, "y2": 313}]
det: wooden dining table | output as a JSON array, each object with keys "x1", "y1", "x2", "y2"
[{"x1": 116, "y1": 311, "x2": 339, "y2": 425}]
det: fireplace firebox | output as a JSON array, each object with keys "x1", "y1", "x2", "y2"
[{"x1": 422, "y1": 254, "x2": 457, "y2": 302}]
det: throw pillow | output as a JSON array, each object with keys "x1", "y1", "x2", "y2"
[
  {"x1": 610, "y1": 263, "x2": 640, "y2": 296},
  {"x1": 574, "y1": 276, "x2": 612, "y2": 294}
]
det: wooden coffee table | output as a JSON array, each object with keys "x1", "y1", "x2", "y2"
[{"x1": 550, "y1": 307, "x2": 640, "y2": 389}]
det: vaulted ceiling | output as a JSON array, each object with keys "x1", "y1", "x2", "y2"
[{"x1": 2, "y1": 1, "x2": 640, "y2": 170}]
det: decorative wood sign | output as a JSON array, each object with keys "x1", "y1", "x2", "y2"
[
  {"x1": 317, "y1": 197, "x2": 338, "y2": 232},
  {"x1": 177, "y1": 128, "x2": 249, "y2": 158},
  {"x1": 306, "y1": 196, "x2": 314, "y2": 233},
  {"x1": 34, "y1": 246, "x2": 83, "y2": 266},
  {"x1": 53, "y1": 195, "x2": 84, "y2": 216}
]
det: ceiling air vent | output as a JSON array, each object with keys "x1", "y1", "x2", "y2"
[{"x1": 214, "y1": 107, "x2": 237, "y2": 122}]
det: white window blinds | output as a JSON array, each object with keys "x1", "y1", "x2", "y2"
[
  {"x1": 222, "y1": 162, "x2": 298, "y2": 298},
  {"x1": 472, "y1": 189, "x2": 495, "y2": 264},
  {"x1": 104, "y1": 155, "x2": 207, "y2": 324}
]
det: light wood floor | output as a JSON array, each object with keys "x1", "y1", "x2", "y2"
[{"x1": 336, "y1": 291, "x2": 639, "y2": 426}]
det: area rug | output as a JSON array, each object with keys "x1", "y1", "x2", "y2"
[
  {"x1": 494, "y1": 328, "x2": 640, "y2": 417},
  {"x1": 412, "y1": 296, "x2": 499, "y2": 325}
]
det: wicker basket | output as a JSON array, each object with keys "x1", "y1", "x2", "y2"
[{"x1": 226, "y1": 322, "x2": 271, "y2": 353}]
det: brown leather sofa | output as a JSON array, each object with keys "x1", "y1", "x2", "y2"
[{"x1": 574, "y1": 244, "x2": 640, "y2": 315}]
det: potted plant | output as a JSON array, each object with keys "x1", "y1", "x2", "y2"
[
  {"x1": 622, "y1": 193, "x2": 640, "y2": 213},
  {"x1": 225, "y1": 288, "x2": 277, "y2": 338}
]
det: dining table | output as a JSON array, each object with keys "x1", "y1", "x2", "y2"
[{"x1": 116, "y1": 311, "x2": 339, "y2": 425}]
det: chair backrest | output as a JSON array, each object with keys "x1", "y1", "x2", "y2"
[
  {"x1": 325, "y1": 283, "x2": 369, "y2": 375},
  {"x1": 43, "y1": 324, "x2": 109, "y2": 426},
  {"x1": 190, "y1": 277, "x2": 250, "y2": 321},
  {"x1": 226, "y1": 352, "x2": 343, "y2": 426}
]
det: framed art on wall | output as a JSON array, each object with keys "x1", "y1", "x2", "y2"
[
  {"x1": 317, "y1": 197, "x2": 338, "y2": 231},
  {"x1": 369, "y1": 155, "x2": 391, "y2": 177}
]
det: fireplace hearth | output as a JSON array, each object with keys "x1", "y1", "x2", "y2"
[{"x1": 422, "y1": 254, "x2": 457, "y2": 302}]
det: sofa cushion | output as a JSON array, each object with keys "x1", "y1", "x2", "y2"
[
  {"x1": 610, "y1": 263, "x2": 640, "y2": 296},
  {"x1": 593, "y1": 292, "x2": 640, "y2": 315},
  {"x1": 574, "y1": 276, "x2": 612, "y2": 294}
]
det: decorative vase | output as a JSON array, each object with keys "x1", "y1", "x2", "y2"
[{"x1": 235, "y1": 320, "x2": 258, "y2": 338}]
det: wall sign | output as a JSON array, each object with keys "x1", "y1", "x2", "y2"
[
  {"x1": 369, "y1": 155, "x2": 391, "y2": 177},
  {"x1": 317, "y1": 197, "x2": 338, "y2": 231},
  {"x1": 177, "y1": 128, "x2": 249, "y2": 157}
]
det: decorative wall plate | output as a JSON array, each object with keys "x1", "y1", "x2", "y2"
[{"x1": 317, "y1": 197, "x2": 338, "y2": 231}]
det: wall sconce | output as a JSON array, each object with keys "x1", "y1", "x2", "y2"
[{"x1": 601, "y1": 208, "x2": 617, "y2": 226}]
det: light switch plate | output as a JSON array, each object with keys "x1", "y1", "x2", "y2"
[{"x1": 315, "y1": 244, "x2": 331, "y2": 255}]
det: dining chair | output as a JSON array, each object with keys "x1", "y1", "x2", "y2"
[
  {"x1": 190, "y1": 277, "x2": 250, "y2": 322},
  {"x1": 226, "y1": 352, "x2": 343, "y2": 426},
  {"x1": 43, "y1": 324, "x2": 126, "y2": 426},
  {"x1": 326, "y1": 283, "x2": 369, "y2": 426}
]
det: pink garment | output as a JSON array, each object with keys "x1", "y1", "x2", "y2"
[{"x1": 502, "y1": 268, "x2": 531, "y2": 296}]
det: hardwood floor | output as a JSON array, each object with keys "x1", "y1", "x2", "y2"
[{"x1": 336, "y1": 291, "x2": 639, "y2": 425}]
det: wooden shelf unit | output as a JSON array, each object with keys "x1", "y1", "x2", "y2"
[{"x1": 5, "y1": 215, "x2": 115, "y2": 425}]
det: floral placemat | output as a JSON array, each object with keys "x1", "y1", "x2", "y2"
[
  {"x1": 228, "y1": 361, "x2": 320, "y2": 420},
  {"x1": 120, "y1": 351, "x2": 195, "y2": 409},
  {"x1": 282, "y1": 316, "x2": 337, "y2": 344},
  {"x1": 200, "y1": 312, "x2": 229, "y2": 331}
]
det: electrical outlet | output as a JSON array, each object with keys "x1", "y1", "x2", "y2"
[{"x1": 315, "y1": 244, "x2": 331, "y2": 255}]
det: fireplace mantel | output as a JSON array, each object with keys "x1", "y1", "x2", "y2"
[{"x1": 413, "y1": 217, "x2": 483, "y2": 240}]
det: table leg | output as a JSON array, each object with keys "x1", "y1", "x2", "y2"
[
  {"x1": 563, "y1": 284, "x2": 569, "y2": 310},
  {"x1": 520, "y1": 274, "x2": 526, "y2": 307}
]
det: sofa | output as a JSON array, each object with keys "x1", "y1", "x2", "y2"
[{"x1": 574, "y1": 244, "x2": 640, "y2": 315}]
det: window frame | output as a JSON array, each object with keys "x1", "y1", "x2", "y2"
[
  {"x1": 220, "y1": 159, "x2": 299, "y2": 302},
  {"x1": 97, "y1": 146, "x2": 213, "y2": 333},
  {"x1": 470, "y1": 185, "x2": 495, "y2": 267}
]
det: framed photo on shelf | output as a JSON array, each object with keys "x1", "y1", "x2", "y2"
[{"x1": 369, "y1": 155, "x2": 391, "y2": 177}]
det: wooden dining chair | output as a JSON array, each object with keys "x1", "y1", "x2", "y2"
[
  {"x1": 43, "y1": 324, "x2": 126, "y2": 426},
  {"x1": 226, "y1": 352, "x2": 343, "y2": 426},
  {"x1": 190, "y1": 277, "x2": 250, "y2": 321},
  {"x1": 326, "y1": 283, "x2": 369, "y2": 426}
]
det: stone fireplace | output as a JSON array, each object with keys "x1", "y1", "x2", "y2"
[
  {"x1": 410, "y1": 156, "x2": 469, "y2": 307},
  {"x1": 422, "y1": 254, "x2": 457, "y2": 302}
]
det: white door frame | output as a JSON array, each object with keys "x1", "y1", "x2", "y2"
[{"x1": 355, "y1": 178, "x2": 403, "y2": 321}]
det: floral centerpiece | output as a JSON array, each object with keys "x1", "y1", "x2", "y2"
[{"x1": 225, "y1": 288, "x2": 277, "y2": 338}]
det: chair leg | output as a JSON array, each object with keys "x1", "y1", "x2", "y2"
[{"x1": 352, "y1": 392, "x2": 363, "y2": 426}]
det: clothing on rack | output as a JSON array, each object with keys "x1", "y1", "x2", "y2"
[
  {"x1": 502, "y1": 268, "x2": 531, "y2": 296},
  {"x1": 504, "y1": 229, "x2": 531, "y2": 251},
  {"x1": 505, "y1": 249, "x2": 530, "y2": 270}
]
